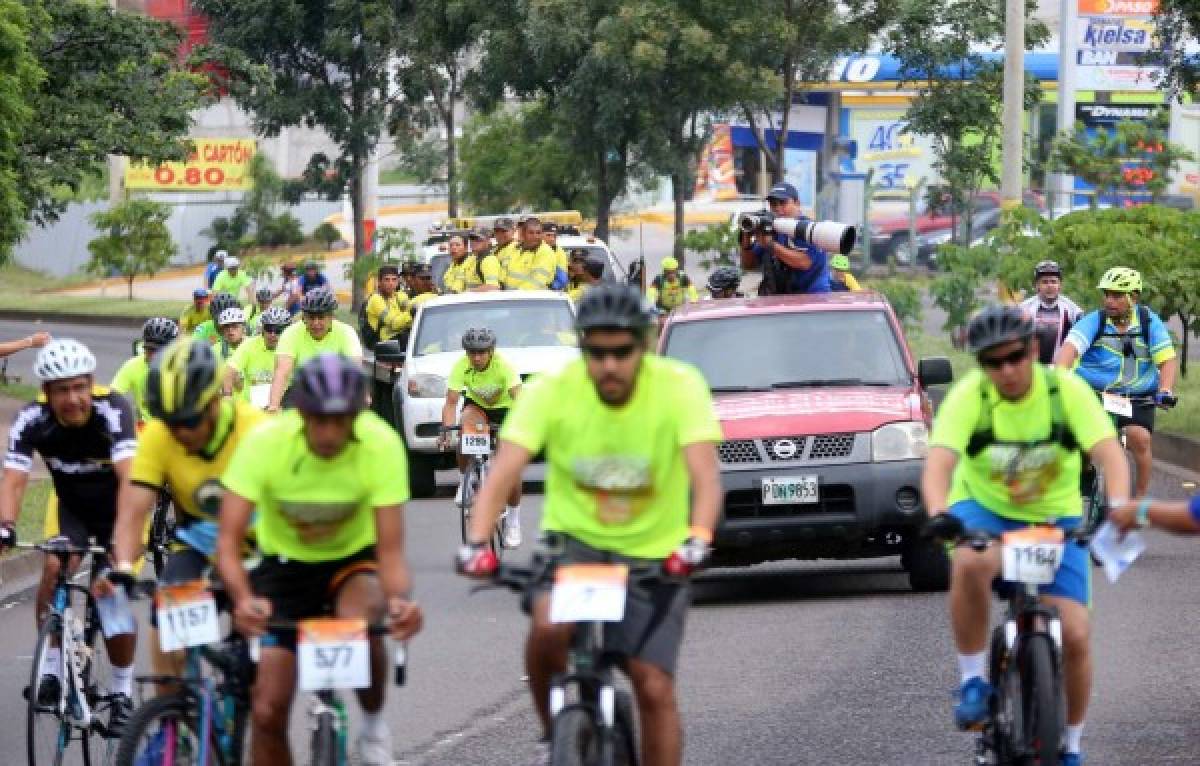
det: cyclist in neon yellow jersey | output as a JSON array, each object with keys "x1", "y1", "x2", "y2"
[
  {"x1": 111, "y1": 317, "x2": 179, "y2": 425},
  {"x1": 457, "y1": 283, "x2": 723, "y2": 766},
  {"x1": 226, "y1": 306, "x2": 289, "y2": 407},
  {"x1": 267, "y1": 286, "x2": 362, "y2": 412},
  {"x1": 922, "y1": 305, "x2": 1131, "y2": 766},
  {"x1": 217, "y1": 354, "x2": 423, "y2": 766}
]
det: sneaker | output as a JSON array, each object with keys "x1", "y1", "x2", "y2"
[
  {"x1": 953, "y1": 676, "x2": 992, "y2": 730},
  {"x1": 454, "y1": 478, "x2": 466, "y2": 506},
  {"x1": 35, "y1": 675, "x2": 61, "y2": 708},
  {"x1": 106, "y1": 693, "x2": 133, "y2": 738},
  {"x1": 503, "y1": 513, "x2": 522, "y2": 548},
  {"x1": 1061, "y1": 753, "x2": 1085, "y2": 766},
  {"x1": 357, "y1": 728, "x2": 394, "y2": 766}
]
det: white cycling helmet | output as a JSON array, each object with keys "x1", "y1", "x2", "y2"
[
  {"x1": 217, "y1": 307, "x2": 246, "y2": 327},
  {"x1": 34, "y1": 339, "x2": 97, "y2": 382}
]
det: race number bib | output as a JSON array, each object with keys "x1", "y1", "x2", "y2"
[
  {"x1": 250, "y1": 384, "x2": 272, "y2": 410},
  {"x1": 549, "y1": 564, "x2": 628, "y2": 624},
  {"x1": 1001, "y1": 527, "x2": 1065, "y2": 585},
  {"x1": 155, "y1": 581, "x2": 220, "y2": 651},
  {"x1": 297, "y1": 618, "x2": 371, "y2": 691},
  {"x1": 1102, "y1": 392, "x2": 1133, "y2": 418},
  {"x1": 461, "y1": 430, "x2": 490, "y2": 456}
]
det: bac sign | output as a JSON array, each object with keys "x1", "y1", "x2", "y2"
[{"x1": 125, "y1": 138, "x2": 257, "y2": 192}]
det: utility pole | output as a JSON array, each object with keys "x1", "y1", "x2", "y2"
[
  {"x1": 1054, "y1": 0, "x2": 1078, "y2": 215},
  {"x1": 1001, "y1": 0, "x2": 1026, "y2": 207},
  {"x1": 107, "y1": 0, "x2": 124, "y2": 206}
]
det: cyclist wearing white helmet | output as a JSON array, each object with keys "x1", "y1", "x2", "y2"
[
  {"x1": 0, "y1": 339, "x2": 140, "y2": 734},
  {"x1": 215, "y1": 305, "x2": 248, "y2": 361},
  {"x1": 1019, "y1": 260, "x2": 1081, "y2": 365}
]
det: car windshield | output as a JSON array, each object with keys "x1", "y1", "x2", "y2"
[
  {"x1": 662, "y1": 310, "x2": 911, "y2": 391},
  {"x1": 414, "y1": 300, "x2": 577, "y2": 356}
]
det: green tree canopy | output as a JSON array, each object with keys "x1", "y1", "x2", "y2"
[
  {"x1": 87, "y1": 199, "x2": 177, "y2": 300},
  {"x1": 0, "y1": 0, "x2": 42, "y2": 259}
]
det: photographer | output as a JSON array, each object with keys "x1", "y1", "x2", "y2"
[{"x1": 739, "y1": 183, "x2": 831, "y2": 296}]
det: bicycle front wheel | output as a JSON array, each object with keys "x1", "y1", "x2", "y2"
[
  {"x1": 308, "y1": 710, "x2": 339, "y2": 766},
  {"x1": 550, "y1": 708, "x2": 600, "y2": 766},
  {"x1": 115, "y1": 694, "x2": 222, "y2": 766},
  {"x1": 459, "y1": 460, "x2": 481, "y2": 545},
  {"x1": 28, "y1": 613, "x2": 71, "y2": 766},
  {"x1": 612, "y1": 691, "x2": 639, "y2": 766},
  {"x1": 1019, "y1": 635, "x2": 1062, "y2": 766}
]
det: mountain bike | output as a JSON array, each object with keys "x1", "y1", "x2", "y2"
[
  {"x1": 115, "y1": 579, "x2": 251, "y2": 766},
  {"x1": 146, "y1": 492, "x2": 176, "y2": 578},
  {"x1": 21, "y1": 538, "x2": 121, "y2": 766},
  {"x1": 446, "y1": 423, "x2": 504, "y2": 555},
  {"x1": 950, "y1": 526, "x2": 1090, "y2": 766},
  {"x1": 486, "y1": 561, "x2": 666, "y2": 766}
]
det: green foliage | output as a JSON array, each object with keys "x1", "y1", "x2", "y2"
[
  {"x1": 375, "y1": 227, "x2": 419, "y2": 264},
  {"x1": 0, "y1": 0, "x2": 42, "y2": 260},
  {"x1": 874, "y1": 278, "x2": 924, "y2": 329},
  {"x1": 390, "y1": 137, "x2": 445, "y2": 188},
  {"x1": 929, "y1": 242, "x2": 998, "y2": 334},
  {"x1": 203, "y1": 155, "x2": 301, "y2": 252},
  {"x1": 240, "y1": 254, "x2": 275, "y2": 285},
  {"x1": 258, "y1": 212, "x2": 304, "y2": 247},
  {"x1": 681, "y1": 224, "x2": 739, "y2": 270},
  {"x1": 312, "y1": 222, "x2": 342, "y2": 250},
  {"x1": 201, "y1": 210, "x2": 250, "y2": 257},
  {"x1": 87, "y1": 200, "x2": 176, "y2": 300}
]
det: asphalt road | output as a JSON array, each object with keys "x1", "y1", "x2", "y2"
[
  {"x1": 0, "y1": 463, "x2": 1195, "y2": 765},
  {"x1": 0, "y1": 318, "x2": 137, "y2": 385}
]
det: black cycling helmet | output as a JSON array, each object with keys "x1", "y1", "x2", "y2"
[
  {"x1": 146, "y1": 338, "x2": 225, "y2": 425},
  {"x1": 301, "y1": 286, "x2": 338, "y2": 314},
  {"x1": 142, "y1": 317, "x2": 180, "y2": 350},
  {"x1": 462, "y1": 327, "x2": 497, "y2": 352},
  {"x1": 707, "y1": 266, "x2": 741, "y2": 292},
  {"x1": 291, "y1": 353, "x2": 367, "y2": 416},
  {"x1": 208, "y1": 291, "x2": 239, "y2": 320},
  {"x1": 575, "y1": 283, "x2": 653, "y2": 337},
  {"x1": 1034, "y1": 260, "x2": 1062, "y2": 281},
  {"x1": 260, "y1": 305, "x2": 290, "y2": 331},
  {"x1": 255, "y1": 286, "x2": 274, "y2": 303},
  {"x1": 966, "y1": 305, "x2": 1035, "y2": 355}
]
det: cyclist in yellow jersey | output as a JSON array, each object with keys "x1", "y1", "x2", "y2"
[
  {"x1": 267, "y1": 286, "x2": 363, "y2": 412},
  {"x1": 111, "y1": 317, "x2": 179, "y2": 424},
  {"x1": 504, "y1": 216, "x2": 557, "y2": 290},
  {"x1": 226, "y1": 305, "x2": 289, "y2": 407},
  {"x1": 921, "y1": 306, "x2": 1130, "y2": 765},
  {"x1": 438, "y1": 327, "x2": 524, "y2": 546},
  {"x1": 217, "y1": 354, "x2": 423, "y2": 766},
  {"x1": 363, "y1": 264, "x2": 413, "y2": 343},
  {"x1": 211, "y1": 256, "x2": 255, "y2": 308},
  {"x1": 192, "y1": 291, "x2": 239, "y2": 345},
  {"x1": 646, "y1": 257, "x2": 698, "y2": 312},
  {"x1": 179, "y1": 288, "x2": 211, "y2": 335},
  {"x1": 458, "y1": 283, "x2": 723, "y2": 766},
  {"x1": 247, "y1": 286, "x2": 275, "y2": 334},
  {"x1": 215, "y1": 306, "x2": 249, "y2": 361}
]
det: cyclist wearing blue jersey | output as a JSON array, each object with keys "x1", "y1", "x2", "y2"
[{"x1": 1055, "y1": 267, "x2": 1177, "y2": 496}]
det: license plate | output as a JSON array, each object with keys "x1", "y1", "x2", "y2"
[
  {"x1": 549, "y1": 564, "x2": 628, "y2": 624},
  {"x1": 1001, "y1": 527, "x2": 1065, "y2": 585},
  {"x1": 297, "y1": 618, "x2": 371, "y2": 691},
  {"x1": 761, "y1": 476, "x2": 819, "y2": 505},
  {"x1": 1102, "y1": 392, "x2": 1133, "y2": 418},
  {"x1": 460, "y1": 431, "x2": 490, "y2": 456},
  {"x1": 155, "y1": 581, "x2": 220, "y2": 651}
]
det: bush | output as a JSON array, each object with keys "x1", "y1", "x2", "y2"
[
  {"x1": 257, "y1": 212, "x2": 304, "y2": 247},
  {"x1": 312, "y1": 221, "x2": 341, "y2": 250},
  {"x1": 874, "y1": 278, "x2": 924, "y2": 329},
  {"x1": 681, "y1": 223, "x2": 739, "y2": 270}
]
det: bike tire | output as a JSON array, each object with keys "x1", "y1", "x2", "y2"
[
  {"x1": 1019, "y1": 635, "x2": 1062, "y2": 766},
  {"x1": 989, "y1": 626, "x2": 1019, "y2": 764},
  {"x1": 309, "y1": 710, "x2": 339, "y2": 766},
  {"x1": 459, "y1": 460, "x2": 480, "y2": 545},
  {"x1": 550, "y1": 707, "x2": 600, "y2": 766},
  {"x1": 28, "y1": 613, "x2": 70, "y2": 766},
  {"x1": 114, "y1": 693, "x2": 224, "y2": 766},
  {"x1": 148, "y1": 495, "x2": 176, "y2": 578},
  {"x1": 613, "y1": 691, "x2": 639, "y2": 766}
]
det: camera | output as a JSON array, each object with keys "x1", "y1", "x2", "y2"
[{"x1": 737, "y1": 211, "x2": 857, "y2": 255}]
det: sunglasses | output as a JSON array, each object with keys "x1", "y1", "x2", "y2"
[
  {"x1": 303, "y1": 312, "x2": 332, "y2": 320},
  {"x1": 582, "y1": 343, "x2": 638, "y2": 361},
  {"x1": 262, "y1": 326, "x2": 283, "y2": 335},
  {"x1": 979, "y1": 344, "x2": 1030, "y2": 370},
  {"x1": 167, "y1": 412, "x2": 205, "y2": 431}
]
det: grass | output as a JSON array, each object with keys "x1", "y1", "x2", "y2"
[
  {"x1": 15, "y1": 479, "x2": 51, "y2": 547},
  {"x1": 379, "y1": 168, "x2": 421, "y2": 186},
  {"x1": 906, "y1": 328, "x2": 974, "y2": 378},
  {"x1": 0, "y1": 264, "x2": 188, "y2": 319},
  {"x1": 0, "y1": 380, "x2": 40, "y2": 401}
]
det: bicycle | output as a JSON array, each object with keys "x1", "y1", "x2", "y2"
[
  {"x1": 485, "y1": 561, "x2": 670, "y2": 766},
  {"x1": 114, "y1": 579, "x2": 252, "y2": 766},
  {"x1": 250, "y1": 618, "x2": 407, "y2": 766},
  {"x1": 1082, "y1": 392, "x2": 1177, "y2": 531},
  {"x1": 21, "y1": 538, "x2": 122, "y2": 766},
  {"x1": 445, "y1": 423, "x2": 504, "y2": 556},
  {"x1": 146, "y1": 492, "x2": 176, "y2": 578},
  {"x1": 948, "y1": 526, "x2": 1090, "y2": 766}
]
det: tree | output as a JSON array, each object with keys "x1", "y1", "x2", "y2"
[
  {"x1": 888, "y1": 0, "x2": 1047, "y2": 243},
  {"x1": 0, "y1": 0, "x2": 42, "y2": 260},
  {"x1": 194, "y1": 0, "x2": 418, "y2": 309},
  {"x1": 87, "y1": 200, "x2": 176, "y2": 300},
  {"x1": 681, "y1": 223, "x2": 739, "y2": 270},
  {"x1": 312, "y1": 221, "x2": 342, "y2": 250}
]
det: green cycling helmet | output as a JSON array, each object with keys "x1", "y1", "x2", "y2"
[
  {"x1": 1097, "y1": 267, "x2": 1142, "y2": 293},
  {"x1": 830, "y1": 254, "x2": 851, "y2": 271}
]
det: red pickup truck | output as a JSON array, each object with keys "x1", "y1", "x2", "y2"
[
  {"x1": 869, "y1": 190, "x2": 1045, "y2": 264},
  {"x1": 658, "y1": 292, "x2": 955, "y2": 591}
]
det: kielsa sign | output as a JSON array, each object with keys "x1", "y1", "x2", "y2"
[
  {"x1": 1078, "y1": 0, "x2": 1158, "y2": 15},
  {"x1": 1076, "y1": 104, "x2": 1159, "y2": 124},
  {"x1": 1077, "y1": 17, "x2": 1156, "y2": 51}
]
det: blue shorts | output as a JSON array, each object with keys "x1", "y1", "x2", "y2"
[{"x1": 949, "y1": 499, "x2": 1090, "y2": 606}]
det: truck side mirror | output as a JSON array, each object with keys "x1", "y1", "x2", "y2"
[
  {"x1": 918, "y1": 357, "x2": 953, "y2": 387},
  {"x1": 374, "y1": 340, "x2": 406, "y2": 366}
]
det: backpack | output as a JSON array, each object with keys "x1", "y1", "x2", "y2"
[
  {"x1": 966, "y1": 367, "x2": 1079, "y2": 458},
  {"x1": 1087, "y1": 304, "x2": 1151, "y2": 355},
  {"x1": 652, "y1": 274, "x2": 691, "y2": 308},
  {"x1": 358, "y1": 292, "x2": 389, "y2": 351}
]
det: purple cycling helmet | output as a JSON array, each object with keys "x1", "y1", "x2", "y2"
[{"x1": 291, "y1": 353, "x2": 367, "y2": 415}]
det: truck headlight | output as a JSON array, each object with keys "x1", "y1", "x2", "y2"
[
  {"x1": 872, "y1": 422, "x2": 929, "y2": 462},
  {"x1": 922, "y1": 230, "x2": 952, "y2": 246},
  {"x1": 407, "y1": 373, "x2": 447, "y2": 398}
]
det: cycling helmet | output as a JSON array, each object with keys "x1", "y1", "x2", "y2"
[
  {"x1": 291, "y1": 354, "x2": 367, "y2": 416},
  {"x1": 301, "y1": 286, "x2": 338, "y2": 314},
  {"x1": 1096, "y1": 266, "x2": 1142, "y2": 293},
  {"x1": 661, "y1": 257, "x2": 680, "y2": 271},
  {"x1": 208, "y1": 291, "x2": 239, "y2": 320},
  {"x1": 281, "y1": 261, "x2": 297, "y2": 274},
  {"x1": 966, "y1": 305, "x2": 1035, "y2": 355},
  {"x1": 1034, "y1": 260, "x2": 1062, "y2": 281},
  {"x1": 34, "y1": 339, "x2": 97, "y2": 382},
  {"x1": 830, "y1": 254, "x2": 851, "y2": 271},
  {"x1": 255, "y1": 286, "x2": 274, "y2": 303},
  {"x1": 260, "y1": 306, "x2": 290, "y2": 331},
  {"x1": 217, "y1": 307, "x2": 246, "y2": 327},
  {"x1": 142, "y1": 317, "x2": 180, "y2": 350},
  {"x1": 462, "y1": 327, "x2": 497, "y2": 352},
  {"x1": 145, "y1": 338, "x2": 224, "y2": 424},
  {"x1": 576, "y1": 283, "x2": 653, "y2": 336},
  {"x1": 706, "y1": 266, "x2": 741, "y2": 292}
]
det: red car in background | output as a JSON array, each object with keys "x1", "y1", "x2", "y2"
[{"x1": 658, "y1": 293, "x2": 955, "y2": 591}]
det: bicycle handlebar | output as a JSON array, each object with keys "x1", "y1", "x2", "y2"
[
  {"x1": 476, "y1": 561, "x2": 676, "y2": 596},
  {"x1": 440, "y1": 424, "x2": 502, "y2": 434},
  {"x1": 951, "y1": 526, "x2": 1092, "y2": 552},
  {"x1": 257, "y1": 619, "x2": 408, "y2": 686},
  {"x1": 17, "y1": 540, "x2": 107, "y2": 557}
]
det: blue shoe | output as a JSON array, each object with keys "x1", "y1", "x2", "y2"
[
  {"x1": 954, "y1": 676, "x2": 992, "y2": 730},
  {"x1": 1061, "y1": 753, "x2": 1084, "y2": 766}
]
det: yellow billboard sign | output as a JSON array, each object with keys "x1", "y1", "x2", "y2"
[{"x1": 125, "y1": 138, "x2": 257, "y2": 191}]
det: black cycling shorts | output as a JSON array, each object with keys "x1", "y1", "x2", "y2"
[
  {"x1": 462, "y1": 399, "x2": 508, "y2": 427},
  {"x1": 1099, "y1": 393, "x2": 1156, "y2": 433},
  {"x1": 50, "y1": 502, "x2": 115, "y2": 551}
]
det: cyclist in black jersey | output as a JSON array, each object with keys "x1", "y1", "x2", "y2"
[{"x1": 0, "y1": 339, "x2": 139, "y2": 732}]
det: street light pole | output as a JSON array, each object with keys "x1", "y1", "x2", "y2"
[
  {"x1": 1054, "y1": 0, "x2": 1078, "y2": 214},
  {"x1": 1001, "y1": 0, "x2": 1026, "y2": 207}
]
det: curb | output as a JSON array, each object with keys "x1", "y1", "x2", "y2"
[
  {"x1": 0, "y1": 309, "x2": 148, "y2": 328},
  {"x1": 0, "y1": 550, "x2": 45, "y2": 600},
  {"x1": 1153, "y1": 432, "x2": 1200, "y2": 476}
]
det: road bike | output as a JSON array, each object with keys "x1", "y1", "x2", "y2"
[
  {"x1": 949, "y1": 526, "x2": 1090, "y2": 766},
  {"x1": 446, "y1": 423, "x2": 504, "y2": 556},
  {"x1": 146, "y1": 492, "x2": 176, "y2": 578},
  {"x1": 22, "y1": 538, "x2": 121, "y2": 766}
]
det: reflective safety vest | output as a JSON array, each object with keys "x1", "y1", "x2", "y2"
[
  {"x1": 649, "y1": 274, "x2": 696, "y2": 311},
  {"x1": 503, "y1": 244, "x2": 557, "y2": 290}
]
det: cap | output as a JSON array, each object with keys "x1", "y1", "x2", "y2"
[
  {"x1": 542, "y1": 222, "x2": 558, "y2": 233},
  {"x1": 214, "y1": 250, "x2": 228, "y2": 261},
  {"x1": 766, "y1": 182, "x2": 800, "y2": 202},
  {"x1": 570, "y1": 249, "x2": 589, "y2": 261},
  {"x1": 469, "y1": 227, "x2": 490, "y2": 241},
  {"x1": 494, "y1": 217, "x2": 515, "y2": 231},
  {"x1": 225, "y1": 256, "x2": 241, "y2": 269},
  {"x1": 662, "y1": 256, "x2": 679, "y2": 271},
  {"x1": 192, "y1": 287, "x2": 210, "y2": 299}
]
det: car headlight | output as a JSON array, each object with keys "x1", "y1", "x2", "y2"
[
  {"x1": 872, "y1": 422, "x2": 929, "y2": 462},
  {"x1": 922, "y1": 231, "x2": 952, "y2": 246},
  {"x1": 407, "y1": 373, "x2": 447, "y2": 399}
]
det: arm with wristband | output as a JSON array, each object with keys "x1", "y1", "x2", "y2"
[{"x1": 1110, "y1": 496, "x2": 1200, "y2": 535}]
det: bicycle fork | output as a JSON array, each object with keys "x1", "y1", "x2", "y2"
[
  {"x1": 56, "y1": 593, "x2": 94, "y2": 729},
  {"x1": 309, "y1": 692, "x2": 349, "y2": 765}
]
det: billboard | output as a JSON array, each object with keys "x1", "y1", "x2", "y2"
[
  {"x1": 1077, "y1": 0, "x2": 1158, "y2": 15},
  {"x1": 126, "y1": 138, "x2": 257, "y2": 191},
  {"x1": 1077, "y1": 17, "x2": 1156, "y2": 50},
  {"x1": 1074, "y1": 65, "x2": 1163, "y2": 91}
]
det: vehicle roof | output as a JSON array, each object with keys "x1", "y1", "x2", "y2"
[
  {"x1": 667, "y1": 291, "x2": 892, "y2": 322},
  {"x1": 418, "y1": 290, "x2": 573, "y2": 310}
]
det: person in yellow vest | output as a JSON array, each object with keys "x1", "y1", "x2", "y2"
[
  {"x1": 492, "y1": 217, "x2": 518, "y2": 272},
  {"x1": 465, "y1": 229, "x2": 503, "y2": 291},
  {"x1": 566, "y1": 249, "x2": 587, "y2": 292},
  {"x1": 567, "y1": 254, "x2": 606, "y2": 303},
  {"x1": 543, "y1": 222, "x2": 569, "y2": 286},
  {"x1": 646, "y1": 257, "x2": 698, "y2": 312},
  {"x1": 406, "y1": 262, "x2": 440, "y2": 311},
  {"x1": 503, "y1": 216, "x2": 557, "y2": 290},
  {"x1": 364, "y1": 264, "x2": 413, "y2": 344},
  {"x1": 179, "y1": 288, "x2": 211, "y2": 335},
  {"x1": 442, "y1": 235, "x2": 472, "y2": 294},
  {"x1": 829, "y1": 254, "x2": 863, "y2": 292}
]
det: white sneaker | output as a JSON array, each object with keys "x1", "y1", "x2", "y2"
[
  {"x1": 454, "y1": 477, "x2": 465, "y2": 506},
  {"x1": 503, "y1": 510, "x2": 522, "y2": 548},
  {"x1": 357, "y1": 728, "x2": 394, "y2": 766}
]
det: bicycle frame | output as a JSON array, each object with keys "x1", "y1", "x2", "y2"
[
  {"x1": 41, "y1": 547, "x2": 102, "y2": 729},
  {"x1": 549, "y1": 620, "x2": 624, "y2": 759}
]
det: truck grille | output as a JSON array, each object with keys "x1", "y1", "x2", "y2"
[
  {"x1": 723, "y1": 485, "x2": 856, "y2": 519},
  {"x1": 809, "y1": 434, "x2": 855, "y2": 459},
  {"x1": 717, "y1": 434, "x2": 858, "y2": 465},
  {"x1": 762, "y1": 437, "x2": 808, "y2": 461},
  {"x1": 718, "y1": 440, "x2": 762, "y2": 464}
]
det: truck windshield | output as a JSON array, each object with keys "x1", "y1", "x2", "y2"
[
  {"x1": 662, "y1": 310, "x2": 912, "y2": 391},
  {"x1": 414, "y1": 300, "x2": 577, "y2": 356}
]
